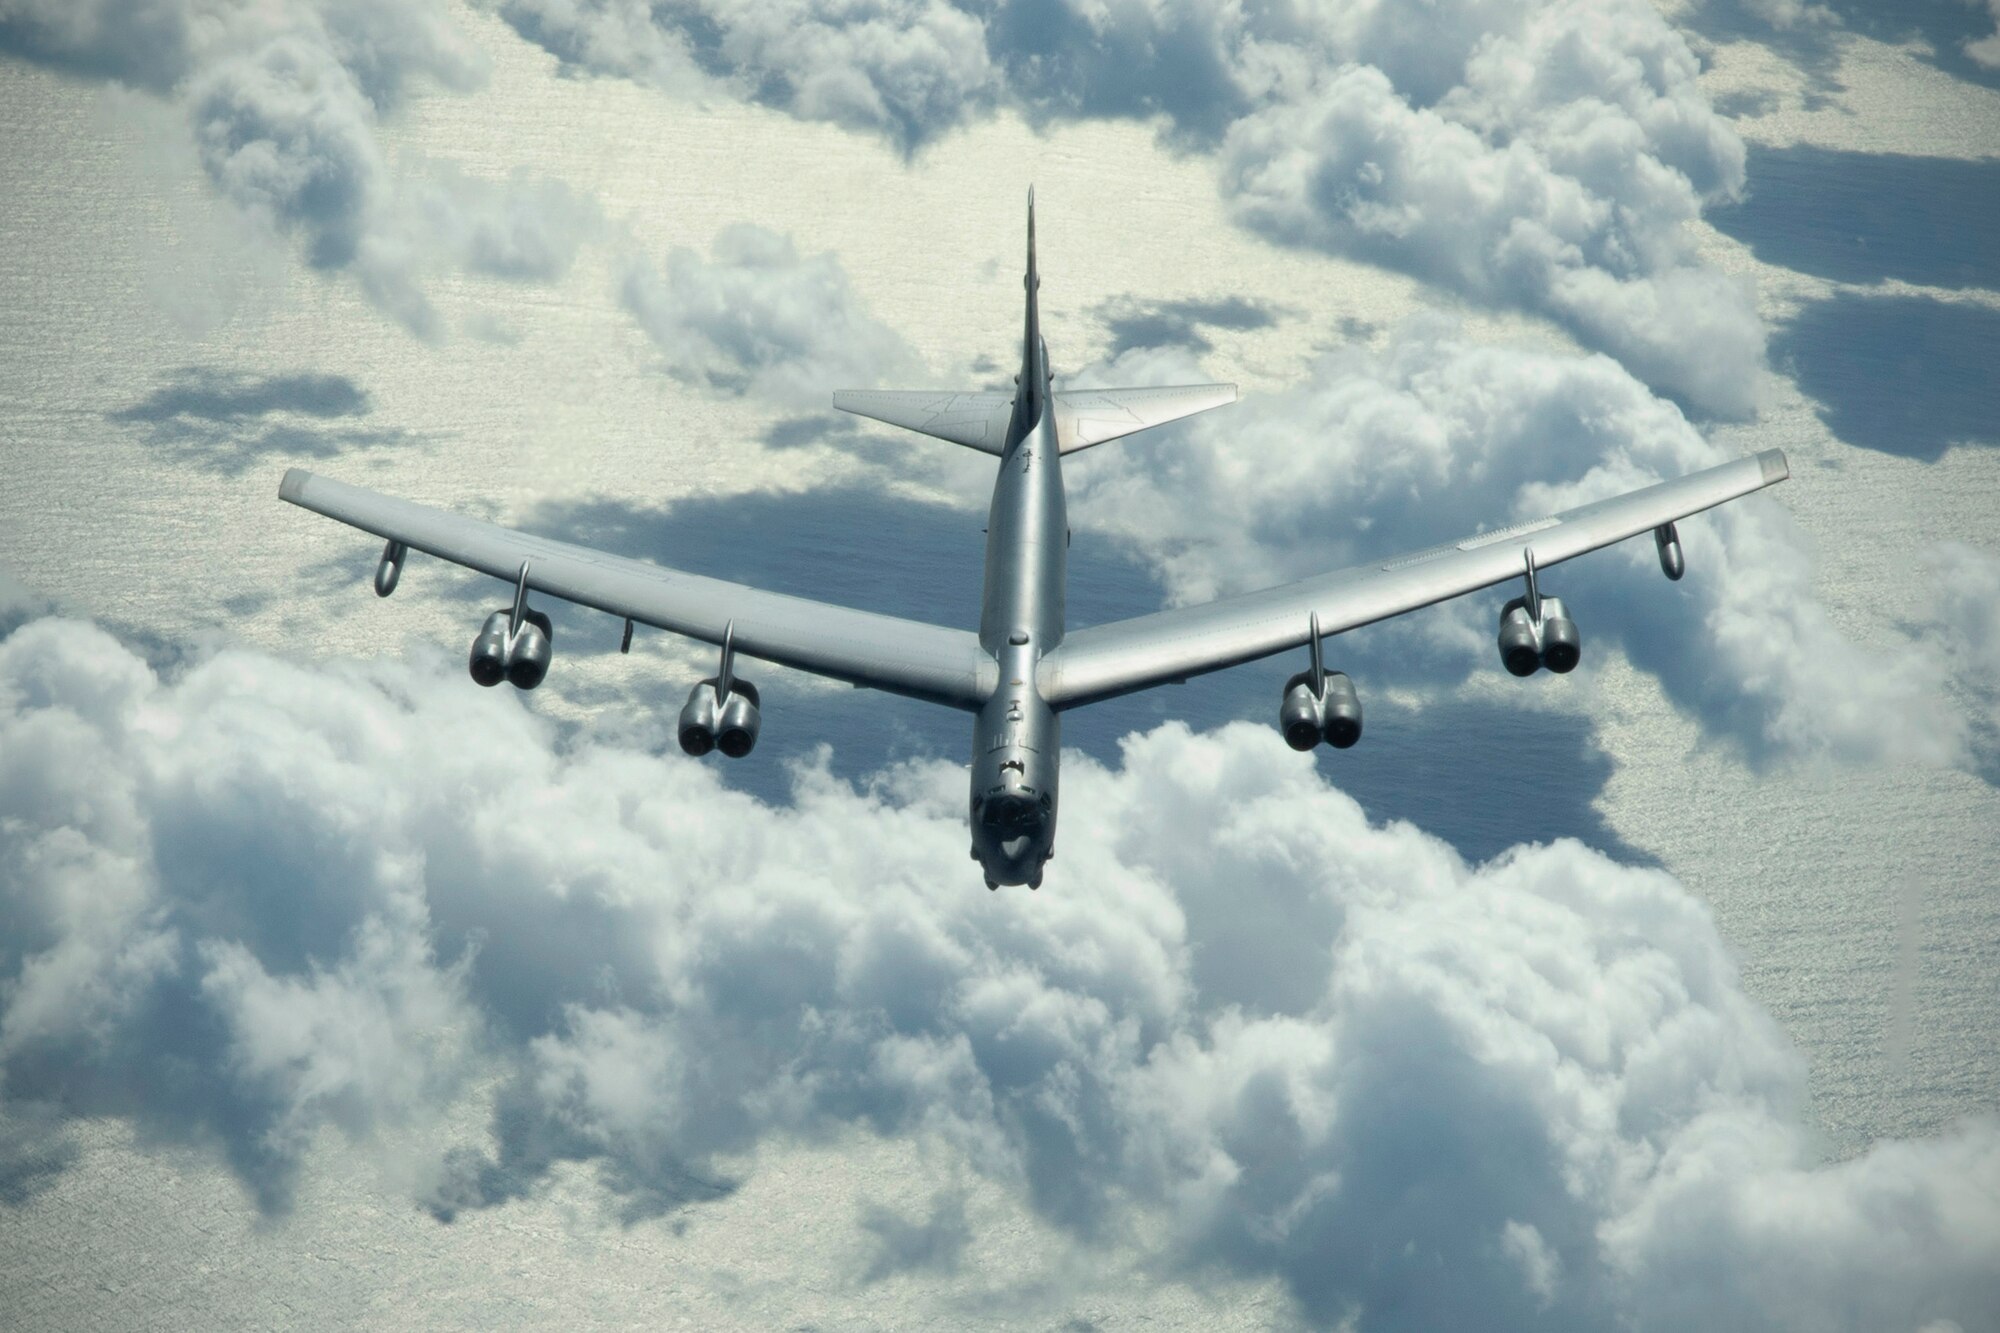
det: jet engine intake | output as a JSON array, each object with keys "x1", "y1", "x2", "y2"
[
  {"x1": 1497, "y1": 595, "x2": 1582, "y2": 676},
  {"x1": 716, "y1": 680, "x2": 762, "y2": 758},
  {"x1": 680, "y1": 678, "x2": 763, "y2": 757},
  {"x1": 467, "y1": 608, "x2": 556, "y2": 689},
  {"x1": 506, "y1": 610, "x2": 554, "y2": 689},
  {"x1": 678, "y1": 681, "x2": 719, "y2": 755},
  {"x1": 1278, "y1": 669, "x2": 1363, "y2": 749},
  {"x1": 1280, "y1": 672, "x2": 1324, "y2": 751},
  {"x1": 1537, "y1": 596, "x2": 1580, "y2": 674},
  {"x1": 469, "y1": 611, "x2": 512, "y2": 687},
  {"x1": 1321, "y1": 671, "x2": 1363, "y2": 748}
]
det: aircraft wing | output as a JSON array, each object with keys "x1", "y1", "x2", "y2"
[
  {"x1": 833, "y1": 390, "x2": 1015, "y2": 454},
  {"x1": 1052, "y1": 384, "x2": 1238, "y2": 453},
  {"x1": 279, "y1": 469, "x2": 994, "y2": 710},
  {"x1": 1038, "y1": 449, "x2": 1791, "y2": 709}
]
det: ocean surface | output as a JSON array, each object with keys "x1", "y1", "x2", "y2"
[{"x1": 0, "y1": 22, "x2": 1996, "y2": 1184}]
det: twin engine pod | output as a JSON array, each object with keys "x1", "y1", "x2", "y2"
[
  {"x1": 678, "y1": 678, "x2": 762, "y2": 758},
  {"x1": 1496, "y1": 595, "x2": 1580, "y2": 677},
  {"x1": 469, "y1": 608, "x2": 554, "y2": 689},
  {"x1": 1279, "y1": 669, "x2": 1363, "y2": 751}
]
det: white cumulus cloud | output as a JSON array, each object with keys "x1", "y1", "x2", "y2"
[
  {"x1": 0, "y1": 612, "x2": 1995, "y2": 1325},
  {"x1": 1065, "y1": 317, "x2": 1961, "y2": 767},
  {"x1": 1221, "y1": 3, "x2": 1762, "y2": 419},
  {"x1": 491, "y1": 0, "x2": 1766, "y2": 417},
  {"x1": 1, "y1": 0, "x2": 596, "y2": 335},
  {"x1": 620, "y1": 223, "x2": 921, "y2": 405},
  {"x1": 498, "y1": 0, "x2": 999, "y2": 149},
  {"x1": 1970, "y1": 1, "x2": 2000, "y2": 69}
]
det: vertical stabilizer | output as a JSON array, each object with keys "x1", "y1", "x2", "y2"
[
  {"x1": 1019, "y1": 188, "x2": 1044, "y2": 424},
  {"x1": 833, "y1": 189, "x2": 1238, "y2": 458}
]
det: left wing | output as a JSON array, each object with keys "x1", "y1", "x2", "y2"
[
  {"x1": 279, "y1": 470, "x2": 994, "y2": 709},
  {"x1": 1038, "y1": 450, "x2": 1790, "y2": 709}
]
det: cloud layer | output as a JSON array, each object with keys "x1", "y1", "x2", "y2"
[
  {"x1": 2, "y1": 0, "x2": 1771, "y2": 414},
  {"x1": 107, "y1": 367, "x2": 415, "y2": 473},
  {"x1": 1, "y1": 614, "x2": 1995, "y2": 1325},
  {"x1": 1, "y1": 0, "x2": 595, "y2": 334},
  {"x1": 1220, "y1": 49, "x2": 1762, "y2": 419},
  {"x1": 1975, "y1": 2, "x2": 2000, "y2": 69},
  {"x1": 1065, "y1": 317, "x2": 1961, "y2": 767},
  {"x1": 495, "y1": 0, "x2": 1765, "y2": 417},
  {"x1": 621, "y1": 224, "x2": 920, "y2": 404}
]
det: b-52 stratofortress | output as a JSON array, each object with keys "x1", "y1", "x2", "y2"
[{"x1": 281, "y1": 192, "x2": 1789, "y2": 890}]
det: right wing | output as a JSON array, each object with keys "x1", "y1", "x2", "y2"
[
  {"x1": 279, "y1": 470, "x2": 994, "y2": 710},
  {"x1": 1039, "y1": 450, "x2": 1790, "y2": 709}
]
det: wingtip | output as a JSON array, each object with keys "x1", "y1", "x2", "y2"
[
  {"x1": 1759, "y1": 448, "x2": 1790, "y2": 485},
  {"x1": 278, "y1": 467, "x2": 311, "y2": 503}
]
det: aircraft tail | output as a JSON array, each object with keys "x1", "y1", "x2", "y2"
[
  {"x1": 833, "y1": 188, "x2": 1238, "y2": 455},
  {"x1": 833, "y1": 383, "x2": 1238, "y2": 456},
  {"x1": 1023, "y1": 185, "x2": 1040, "y2": 389}
]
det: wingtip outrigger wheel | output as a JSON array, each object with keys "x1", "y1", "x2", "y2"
[
  {"x1": 374, "y1": 539, "x2": 406, "y2": 597},
  {"x1": 1654, "y1": 522, "x2": 1685, "y2": 581}
]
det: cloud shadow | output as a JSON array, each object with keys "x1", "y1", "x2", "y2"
[
  {"x1": 1092, "y1": 295, "x2": 1287, "y2": 357},
  {"x1": 1775, "y1": 294, "x2": 2000, "y2": 460},
  {"x1": 1710, "y1": 145, "x2": 2000, "y2": 290},
  {"x1": 110, "y1": 369, "x2": 419, "y2": 475},
  {"x1": 1691, "y1": 1, "x2": 2000, "y2": 95}
]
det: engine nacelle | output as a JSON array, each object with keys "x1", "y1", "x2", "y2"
[
  {"x1": 679, "y1": 678, "x2": 762, "y2": 757},
  {"x1": 1278, "y1": 670, "x2": 1363, "y2": 750},
  {"x1": 469, "y1": 611, "x2": 512, "y2": 687},
  {"x1": 506, "y1": 610, "x2": 554, "y2": 689},
  {"x1": 1537, "y1": 596, "x2": 1580, "y2": 674},
  {"x1": 678, "y1": 681, "x2": 719, "y2": 755},
  {"x1": 469, "y1": 609, "x2": 556, "y2": 689},
  {"x1": 1497, "y1": 596, "x2": 1582, "y2": 676},
  {"x1": 716, "y1": 680, "x2": 762, "y2": 758},
  {"x1": 1498, "y1": 598, "x2": 1542, "y2": 677},
  {"x1": 1321, "y1": 671, "x2": 1362, "y2": 748},
  {"x1": 1280, "y1": 673, "x2": 1324, "y2": 751}
]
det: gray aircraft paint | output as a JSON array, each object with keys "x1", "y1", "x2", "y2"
[
  {"x1": 279, "y1": 193, "x2": 1788, "y2": 891},
  {"x1": 968, "y1": 194, "x2": 1064, "y2": 887}
]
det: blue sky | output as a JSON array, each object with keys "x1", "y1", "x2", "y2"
[{"x1": 0, "y1": 1, "x2": 1997, "y2": 1326}]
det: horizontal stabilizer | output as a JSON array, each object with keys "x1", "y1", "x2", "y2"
[
  {"x1": 837, "y1": 382, "x2": 1238, "y2": 456},
  {"x1": 833, "y1": 390, "x2": 1013, "y2": 455},
  {"x1": 1053, "y1": 383, "x2": 1236, "y2": 453}
]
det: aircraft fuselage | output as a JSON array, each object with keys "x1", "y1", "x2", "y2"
[{"x1": 969, "y1": 221, "x2": 1065, "y2": 888}]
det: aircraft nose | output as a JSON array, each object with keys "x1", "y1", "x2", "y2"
[{"x1": 978, "y1": 793, "x2": 1050, "y2": 878}]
